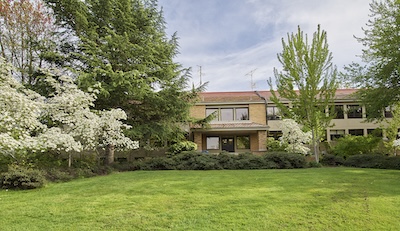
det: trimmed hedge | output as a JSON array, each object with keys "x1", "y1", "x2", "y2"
[
  {"x1": 115, "y1": 151, "x2": 307, "y2": 171},
  {"x1": 343, "y1": 154, "x2": 400, "y2": 170}
]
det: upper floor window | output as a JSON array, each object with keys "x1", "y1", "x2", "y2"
[
  {"x1": 349, "y1": 129, "x2": 364, "y2": 136},
  {"x1": 347, "y1": 105, "x2": 363, "y2": 118},
  {"x1": 385, "y1": 106, "x2": 393, "y2": 118},
  {"x1": 206, "y1": 107, "x2": 249, "y2": 121},
  {"x1": 334, "y1": 105, "x2": 344, "y2": 119},
  {"x1": 267, "y1": 106, "x2": 282, "y2": 120}
]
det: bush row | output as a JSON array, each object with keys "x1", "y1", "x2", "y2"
[
  {"x1": 321, "y1": 154, "x2": 400, "y2": 170},
  {"x1": 112, "y1": 152, "x2": 308, "y2": 171}
]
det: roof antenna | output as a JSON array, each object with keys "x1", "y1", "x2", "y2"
[
  {"x1": 197, "y1": 65, "x2": 204, "y2": 86},
  {"x1": 245, "y1": 68, "x2": 257, "y2": 90}
]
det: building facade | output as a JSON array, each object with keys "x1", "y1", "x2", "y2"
[{"x1": 189, "y1": 89, "x2": 390, "y2": 154}]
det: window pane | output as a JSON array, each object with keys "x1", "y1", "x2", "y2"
[
  {"x1": 349, "y1": 129, "x2": 364, "y2": 136},
  {"x1": 237, "y1": 136, "x2": 250, "y2": 149},
  {"x1": 330, "y1": 129, "x2": 345, "y2": 140},
  {"x1": 334, "y1": 105, "x2": 344, "y2": 119},
  {"x1": 220, "y1": 108, "x2": 234, "y2": 121},
  {"x1": 206, "y1": 108, "x2": 218, "y2": 121},
  {"x1": 268, "y1": 131, "x2": 283, "y2": 140},
  {"x1": 385, "y1": 106, "x2": 393, "y2": 118},
  {"x1": 235, "y1": 108, "x2": 249, "y2": 120},
  {"x1": 267, "y1": 106, "x2": 281, "y2": 120},
  {"x1": 206, "y1": 137, "x2": 219, "y2": 150},
  {"x1": 347, "y1": 105, "x2": 363, "y2": 118}
]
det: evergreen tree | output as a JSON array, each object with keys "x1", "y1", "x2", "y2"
[{"x1": 45, "y1": 0, "x2": 197, "y2": 163}]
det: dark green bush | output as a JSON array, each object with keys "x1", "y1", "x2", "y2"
[
  {"x1": 263, "y1": 152, "x2": 307, "y2": 169},
  {"x1": 344, "y1": 154, "x2": 400, "y2": 170},
  {"x1": 320, "y1": 154, "x2": 345, "y2": 166},
  {"x1": 1, "y1": 165, "x2": 46, "y2": 190},
  {"x1": 173, "y1": 152, "x2": 221, "y2": 170},
  {"x1": 308, "y1": 161, "x2": 322, "y2": 168},
  {"x1": 44, "y1": 168, "x2": 75, "y2": 182}
]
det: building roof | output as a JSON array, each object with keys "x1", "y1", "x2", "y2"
[{"x1": 197, "y1": 89, "x2": 358, "y2": 104}]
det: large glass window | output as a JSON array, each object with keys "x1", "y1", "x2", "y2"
[
  {"x1": 349, "y1": 129, "x2": 364, "y2": 136},
  {"x1": 330, "y1": 130, "x2": 345, "y2": 140},
  {"x1": 220, "y1": 108, "x2": 234, "y2": 121},
  {"x1": 347, "y1": 105, "x2": 363, "y2": 118},
  {"x1": 206, "y1": 108, "x2": 218, "y2": 121},
  {"x1": 267, "y1": 106, "x2": 281, "y2": 120},
  {"x1": 206, "y1": 137, "x2": 219, "y2": 150},
  {"x1": 235, "y1": 108, "x2": 249, "y2": 120},
  {"x1": 236, "y1": 136, "x2": 250, "y2": 149},
  {"x1": 334, "y1": 105, "x2": 344, "y2": 119},
  {"x1": 205, "y1": 107, "x2": 249, "y2": 121}
]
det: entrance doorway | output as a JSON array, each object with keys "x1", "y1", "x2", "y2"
[{"x1": 221, "y1": 137, "x2": 234, "y2": 152}]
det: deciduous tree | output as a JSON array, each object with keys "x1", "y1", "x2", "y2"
[
  {"x1": 268, "y1": 25, "x2": 338, "y2": 163},
  {"x1": 343, "y1": 0, "x2": 400, "y2": 119}
]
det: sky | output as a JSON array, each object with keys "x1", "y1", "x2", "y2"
[{"x1": 157, "y1": 0, "x2": 371, "y2": 92}]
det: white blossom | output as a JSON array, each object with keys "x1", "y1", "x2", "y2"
[
  {"x1": 0, "y1": 59, "x2": 135, "y2": 158},
  {"x1": 279, "y1": 119, "x2": 312, "y2": 154}
]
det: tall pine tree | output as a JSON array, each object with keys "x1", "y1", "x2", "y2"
[{"x1": 45, "y1": 0, "x2": 197, "y2": 163}]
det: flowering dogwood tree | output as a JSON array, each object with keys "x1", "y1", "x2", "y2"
[
  {"x1": 279, "y1": 119, "x2": 312, "y2": 155},
  {"x1": 0, "y1": 59, "x2": 136, "y2": 165}
]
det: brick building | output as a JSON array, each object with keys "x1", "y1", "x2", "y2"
[{"x1": 189, "y1": 89, "x2": 390, "y2": 154}]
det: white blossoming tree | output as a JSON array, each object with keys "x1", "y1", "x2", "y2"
[
  {"x1": 279, "y1": 119, "x2": 312, "y2": 155},
  {"x1": 0, "y1": 59, "x2": 136, "y2": 165}
]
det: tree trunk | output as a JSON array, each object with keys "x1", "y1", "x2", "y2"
[
  {"x1": 105, "y1": 144, "x2": 115, "y2": 165},
  {"x1": 312, "y1": 129, "x2": 319, "y2": 163}
]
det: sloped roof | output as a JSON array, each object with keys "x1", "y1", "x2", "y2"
[{"x1": 197, "y1": 89, "x2": 358, "y2": 103}]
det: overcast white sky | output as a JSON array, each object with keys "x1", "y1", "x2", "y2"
[{"x1": 157, "y1": 0, "x2": 371, "y2": 92}]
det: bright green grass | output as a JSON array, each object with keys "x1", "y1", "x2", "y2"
[{"x1": 0, "y1": 168, "x2": 399, "y2": 230}]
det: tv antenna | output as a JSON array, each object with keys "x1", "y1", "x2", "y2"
[
  {"x1": 197, "y1": 65, "x2": 205, "y2": 86},
  {"x1": 245, "y1": 68, "x2": 257, "y2": 90}
]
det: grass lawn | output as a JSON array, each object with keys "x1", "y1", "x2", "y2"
[{"x1": 0, "y1": 167, "x2": 399, "y2": 230}]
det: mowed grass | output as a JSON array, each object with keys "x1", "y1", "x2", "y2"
[{"x1": 0, "y1": 168, "x2": 399, "y2": 230}]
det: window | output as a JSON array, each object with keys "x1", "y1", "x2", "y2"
[
  {"x1": 236, "y1": 136, "x2": 250, "y2": 149},
  {"x1": 349, "y1": 129, "x2": 364, "y2": 136},
  {"x1": 347, "y1": 105, "x2": 363, "y2": 118},
  {"x1": 268, "y1": 131, "x2": 283, "y2": 140},
  {"x1": 367, "y1": 129, "x2": 383, "y2": 137},
  {"x1": 330, "y1": 130, "x2": 345, "y2": 140},
  {"x1": 206, "y1": 108, "x2": 218, "y2": 121},
  {"x1": 235, "y1": 108, "x2": 249, "y2": 120},
  {"x1": 385, "y1": 106, "x2": 393, "y2": 118},
  {"x1": 206, "y1": 137, "x2": 219, "y2": 150},
  {"x1": 334, "y1": 105, "x2": 344, "y2": 119},
  {"x1": 205, "y1": 107, "x2": 249, "y2": 121},
  {"x1": 267, "y1": 106, "x2": 281, "y2": 120},
  {"x1": 220, "y1": 108, "x2": 234, "y2": 121}
]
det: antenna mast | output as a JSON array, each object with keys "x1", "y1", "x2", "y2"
[{"x1": 245, "y1": 68, "x2": 257, "y2": 90}]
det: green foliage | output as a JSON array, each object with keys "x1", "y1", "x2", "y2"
[
  {"x1": 308, "y1": 161, "x2": 322, "y2": 168},
  {"x1": 168, "y1": 141, "x2": 198, "y2": 155},
  {"x1": 344, "y1": 154, "x2": 400, "y2": 170},
  {"x1": 120, "y1": 151, "x2": 308, "y2": 171},
  {"x1": 320, "y1": 154, "x2": 345, "y2": 166},
  {"x1": 268, "y1": 25, "x2": 338, "y2": 163},
  {"x1": 343, "y1": 0, "x2": 400, "y2": 119},
  {"x1": 266, "y1": 137, "x2": 287, "y2": 152},
  {"x1": 45, "y1": 0, "x2": 197, "y2": 147},
  {"x1": 1, "y1": 165, "x2": 46, "y2": 190},
  {"x1": 331, "y1": 135, "x2": 381, "y2": 158}
]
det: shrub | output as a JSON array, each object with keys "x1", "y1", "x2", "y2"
[
  {"x1": 320, "y1": 154, "x2": 345, "y2": 166},
  {"x1": 263, "y1": 152, "x2": 307, "y2": 169},
  {"x1": 308, "y1": 161, "x2": 322, "y2": 168},
  {"x1": 44, "y1": 168, "x2": 75, "y2": 182},
  {"x1": 343, "y1": 154, "x2": 400, "y2": 169},
  {"x1": 1, "y1": 165, "x2": 46, "y2": 190},
  {"x1": 331, "y1": 135, "x2": 381, "y2": 158},
  {"x1": 266, "y1": 137, "x2": 287, "y2": 152},
  {"x1": 168, "y1": 141, "x2": 197, "y2": 155}
]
